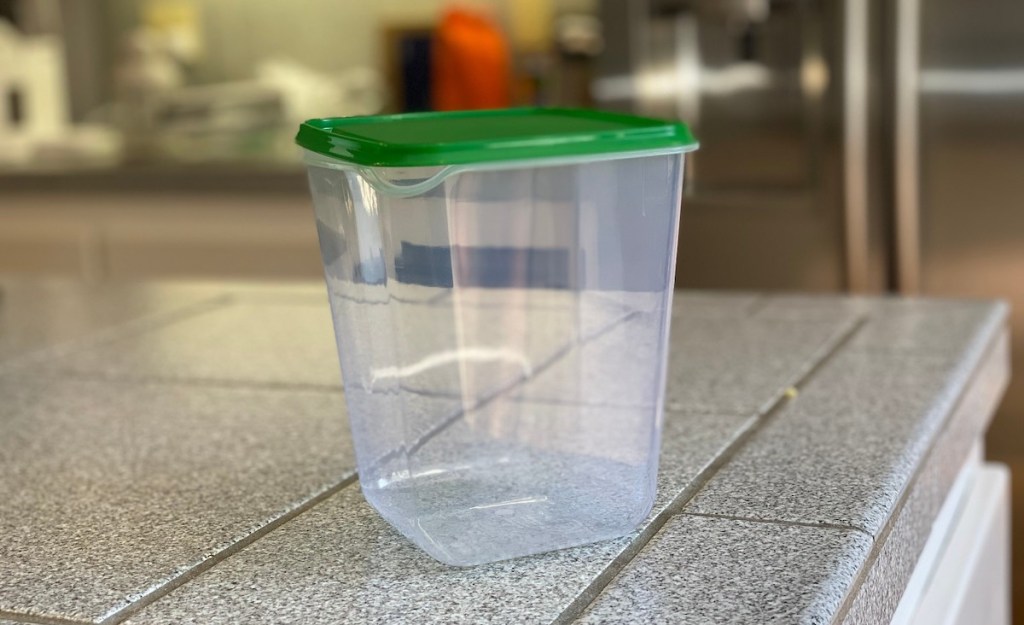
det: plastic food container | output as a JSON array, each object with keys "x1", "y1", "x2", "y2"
[{"x1": 296, "y1": 108, "x2": 697, "y2": 565}]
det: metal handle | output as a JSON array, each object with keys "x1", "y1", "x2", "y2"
[
  {"x1": 894, "y1": 0, "x2": 922, "y2": 294},
  {"x1": 842, "y1": 0, "x2": 870, "y2": 293}
]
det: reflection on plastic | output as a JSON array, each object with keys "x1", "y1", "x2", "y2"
[{"x1": 369, "y1": 347, "x2": 534, "y2": 389}]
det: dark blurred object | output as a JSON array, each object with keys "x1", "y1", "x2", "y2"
[
  {"x1": 432, "y1": 8, "x2": 511, "y2": 111},
  {"x1": 0, "y1": 0, "x2": 61, "y2": 34},
  {"x1": 0, "y1": 0, "x2": 15, "y2": 24},
  {"x1": 383, "y1": 25, "x2": 434, "y2": 113},
  {"x1": 395, "y1": 243, "x2": 574, "y2": 290},
  {"x1": 400, "y1": 32, "x2": 433, "y2": 112}
]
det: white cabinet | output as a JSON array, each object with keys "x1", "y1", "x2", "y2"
[{"x1": 893, "y1": 462, "x2": 1011, "y2": 625}]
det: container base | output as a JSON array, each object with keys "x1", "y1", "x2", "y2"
[{"x1": 362, "y1": 449, "x2": 655, "y2": 566}]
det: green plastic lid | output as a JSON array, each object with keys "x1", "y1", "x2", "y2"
[{"x1": 295, "y1": 107, "x2": 697, "y2": 168}]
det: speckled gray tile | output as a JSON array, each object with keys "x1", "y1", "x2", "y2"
[
  {"x1": 576, "y1": 515, "x2": 873, "y2": 625},
  {"x1": 0, "y1": 278, "x2": 227, "y2": 363},
  {"x1": 846, "y1": 298, "x2": 1007, "y2": 358},
  {"x1": 839, "y1": 454, "x2": 968, "y2": 625},
  {"x1": 686, "y1": 320, "x2": 1009, "y2": 536},
  {"x1": 0, "y1": 374, "x2": 356, "y2": 623},
  {"x1": 751, "y1": 294, "x2": 884, "y2": 320},
  {"x1": 217, "y1": 280, "x2": 329, "y2": 302},
  {"x1": 51, "y1": 287, "x2": 640, "y2": 398},
  {"x1": 753, "y1": 296, "x2": 1007, "y2": 356},
  {"x1": 666, "y1": 315, "x2": 858, "y2": 415},
  {"x1": 516, "y1": 313, "x2": 855, "y2": 415},
  {"x1": 685, "y1": 352, "x2": 954, "y2": 532},
  {"x1": 123, "y1": 486, "x2": 631, "y2": 625},
  {"x1": 121, "y1": 409, "x2": 752, "y2": 625},
  {"x1": 755, "y1": 293, "x2": 987, "y2": 314},
  {"x1": 2, "y1": 285, "x2": 1010, "y2": 625},
  {"x1": 50, "y1": 301, "x2": 342, "y2": 387},
  {"x1": 655, "y1": 411, "x2": 758, "y2": 509},
  {"x1": 176, "y1": 280, "x2": 422, "y2": 307},
  {"x1": 223, "y1": 289, "x2": 329, "y2": 306},
  {"x1": 673, "y1": 291, "x2": 763, "y2": 318},
  {"x1": 837, "y1": 333, "x2": 1010, "y2": 625},
  {"x1": 131, "y1": 280, "x2": 327, "y2": 304}
]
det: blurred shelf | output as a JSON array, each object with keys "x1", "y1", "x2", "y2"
[{"x1": 0, "y1": 162, "x2": 308, "y2": 195}]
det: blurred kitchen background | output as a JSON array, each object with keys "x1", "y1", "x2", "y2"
[{"x1": 2, "y1": 0, "x2": 1024, "y2": 615}]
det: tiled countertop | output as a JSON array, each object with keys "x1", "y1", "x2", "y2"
[{"x1": 0, "y1": 279, "x2": 1009, "y2": 624}]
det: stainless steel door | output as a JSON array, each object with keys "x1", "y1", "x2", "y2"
[
  {"x1": 914, "y1": 0, "x2": 1024, "y2": 452},
  {"x1": 911, "y1": 1, "x2": 1024, "y2": 616},
  {"x1": 594, "y1": 0, "x2": 890, "y2": 292}
]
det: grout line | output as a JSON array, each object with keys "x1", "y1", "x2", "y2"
[
  {"x1": 828, "y1": 326, "x2": 1009, "y2": 625},
  {"x1": 546, "y1": 413, "x2": 762, "y2": 625},
  {"x1": 95, "y1": 473, "x2": 359, "y2": 625},
  {"x1": 0, "y1": 611, "x2": 92, "y2": 625},
  {"x1": 549, "y1": 315, "x2": 868, "y2": 625},
  {"x1": 680, "y1": 511, "x2": 873, "y2": 536}
]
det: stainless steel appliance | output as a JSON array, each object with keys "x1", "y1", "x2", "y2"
[{"x1": 593, "y1": 0, "x2": 1024, "y2": 432}]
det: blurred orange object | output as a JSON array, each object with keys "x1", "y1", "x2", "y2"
[{"x1": 432, "y1": 8, "x2": 512, "y2": 111}]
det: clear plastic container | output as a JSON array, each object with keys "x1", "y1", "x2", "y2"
[{"x1": 297, "y1": 108, "x2": 697, "y2": 565}]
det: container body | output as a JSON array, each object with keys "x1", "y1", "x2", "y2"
[{"x1": 304, "y1": 150, "x2": 685, "y2": 565}]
